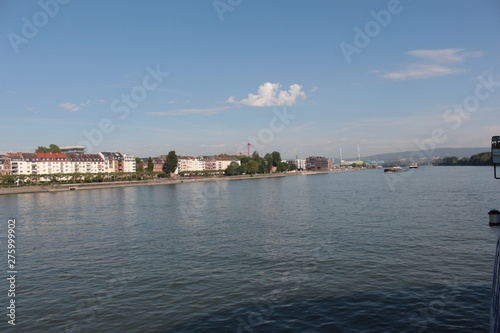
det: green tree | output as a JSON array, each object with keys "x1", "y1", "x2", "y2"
[
  {"x1": 442, "y1": 156, "x2": 459, "y2": 165},
  {"x1": 264, "y1": 153, "x2": 273, "y2": 171},
  {"x1": 2, "y1": 175, "x2": 15, "y2": 185},
  {"x1": 49, "y1": 144, "x2": 61, "y2": 153},
  {"x1": 35, "y1": 144, "x2": 61, "y2": 153},
  {"x1": 238, "y1": 163, "x2": 249, "y2": 174},
  {"x1": 271, "y1": 151, "x2": 282, "y2": 166},
  {"x1": 165, "y1": 151, "x2": 178, "y2": 174},
  {"x1": 147, "y1": 157, "x2": 154, "y2": 172},
  {"x1": 135, "y1": 157, "x2": 143, "y2": 172},
  {"x1": 259, "y1": 159, "x2": 271, "y2": 173},
  {"x1": 240, "y1": 156, "x2": 251, "y2": 164},
  {"x1": 247, "y1": 160, "x2": 259, "y2": 174},
  {"x1": 289, "y1": 163, "x2": 297, "y2": 171},
  {"x1": 459, "y1": 157, "x2": 469, "y2": 166},
  {"x1": 225, "y1": 161, "x2": 240, "y2": 176},
  {"x1": 277, "y1": 161, "x2": 288, "y2": 172},
  {"x1": 469, "y1": 152, "x2": 491, "y2": 165}
]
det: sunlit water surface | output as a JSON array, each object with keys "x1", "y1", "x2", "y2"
[{"x1": 0, "y1": 166, "x2": 497, "y2": 332}]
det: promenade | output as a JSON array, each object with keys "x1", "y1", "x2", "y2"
[{"x1": 0, "y1": 170, "x2": 350, "y2": 196}]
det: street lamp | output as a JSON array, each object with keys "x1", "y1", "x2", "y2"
[{"x1": 490, "y1": 136, "x2": 500, "y2": 333}]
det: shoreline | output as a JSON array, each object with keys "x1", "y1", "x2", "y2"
[{"x1": 0, "y1": 170, "x2": 352, "y2": 196}]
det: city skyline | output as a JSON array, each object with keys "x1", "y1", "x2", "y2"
[{"x1": 1, "y1": 1, "x2": 499, "y2": 159}]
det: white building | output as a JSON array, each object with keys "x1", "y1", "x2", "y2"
[
  {"x1": 123, "y1": 154, "x2": 136, "y2": 173},
  {"x1": 7, "y1": 152, "x2": 134, "y2": 175},
  {"x1": 10, "y1": 153, "x2": 39, "y2": 175},
  {"x1": 177, "y1": 156, "x2": 204, "y2": 172},
  {"x1": 60, "y1": 146, "x2": 86, "y2": 154},
  {"x1": 178, "y1": 156, "x2": 240, "y2": 173},
  {"x1": 286, "y1": 159, "x2": 306, "y2": 170},
  {"x1": 215, "y1": 157, "x2": 240, "y2": 170},
  {"x1": 67, "y1": 154, "x2": 108, "y2": 173}
]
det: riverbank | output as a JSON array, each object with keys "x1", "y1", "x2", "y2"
[{"x1": 0, "y1": 170, "x2": 351, "y2": 196}]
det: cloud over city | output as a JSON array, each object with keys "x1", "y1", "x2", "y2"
[
  {"x1": 380, "y1": 48, "x2": 482, "y2": 80},
  {"x1": 227, "y1": 82, "x2": 307, "y2": 106},
  {"x1": 59, "y1": 100, "x2": 91, "y2": 112},
  {"x1": 382, "y1": 63, "x2": 465, "y2": 80},
  {"x1": 147, "y1": 106, "x2": 230, "y2": 116},
  {"x1": 406, "y1": 48, "x2": 483, "y2": 63}
]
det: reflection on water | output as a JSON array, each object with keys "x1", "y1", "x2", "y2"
[{"x1": 0, "y1": 166, "x2": 496, "y2": 332}]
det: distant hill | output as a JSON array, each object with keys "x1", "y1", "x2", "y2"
[{"x1": 351, "y1": 147, "x2": 489, "y2": 162}]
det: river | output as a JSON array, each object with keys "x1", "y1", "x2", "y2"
[{"x1": 0, "y1": 166, "x2": 497, "y2": 332}]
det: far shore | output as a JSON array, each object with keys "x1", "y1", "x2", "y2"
[{"x1": 0, "y1": 169, "x2": 358, "y2": 196}]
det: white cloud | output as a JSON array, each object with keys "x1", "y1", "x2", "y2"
[
  {"x1": 292, "y1": 122, "x2": 315, "y2": 131},
  {"x1": 382, "y1": 64, "x2": 465, "y2": 80},
  {"x1": 166, "y1": 99, "x2": 190, "y2": 105},
  {"x1": 98, "y1": 99, "x2": 106, "y2": 103},
  {"x1": 59, "y1": 102, "x2": 80, "y2": 112},
  {"x1": 200, "y1": 144, "x2": 227, "y2": 148},
  {"x1": 310, "y1": 86, "x2": 319, "y2": 93},
  {"x1": 407, "y1": 48, "x2": 483, "y2": 63},
  {"x1": 26, "y1": 106, "x2": 40, "y2": 114},
  {"x1": 380, "y1": 48, "x2": 482, "y2": 81},
  {"x1": 227, "y1": 82, "x2": 307, "y2": 107},
  {"x1": 147, "y1": 106, "x2": 229, "y2": 116},
  {"x1": 59, "y1": 100, "x2": 91, "y2": 112}
]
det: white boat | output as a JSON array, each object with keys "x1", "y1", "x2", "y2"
[{"x1": 409, "y1": 163, "x2": 418, "y2": 169}]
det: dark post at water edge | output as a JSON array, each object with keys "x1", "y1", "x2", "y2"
[{"x1": 489, "y1": 136, "x2": 500, "y2": 332}]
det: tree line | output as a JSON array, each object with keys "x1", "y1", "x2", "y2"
[
  {"x1": 433, "y1": 152, "x2": 492, "y2": 166},
  {"x1": 224, "y1": 151, "x2": 296, "y2": 176},
  {"x1": 0, "y1": 171, "x2": 169, "y2": 187}
]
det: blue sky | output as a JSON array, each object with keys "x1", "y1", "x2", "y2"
[{"x1": 1, "y1": 0, "x2": 499, "y2": 159}]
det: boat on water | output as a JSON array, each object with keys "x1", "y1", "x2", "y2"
[
  {"x1": 409, "y1": 163, "x2": 418, "y2": 169},
  {"x1": 384, "y1": 166, "x2": 403, "y2": 173}
]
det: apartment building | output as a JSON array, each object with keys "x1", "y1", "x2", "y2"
[
  {"x1": 36, "y1": 153, "x2": 71, "y2": 174},
  {"x1": 0, "y1": 156, "x2": 11, "y2": 175},
  {"x1": 214, "y1": 156, "x2": 239, "y2": 170},
  {"x1": 67, "y1": 153, "x2": 108, "y2": 173},
  {"x1": 177, "y1": 156, "x2": 204, "y2": 172},
  {"x1": 6, "y1": 151, "x2": 135, "y2": 175},
  {"x1": 177, "y1": 156, "x2": 240, "y2": 172},
  {"x1": 285, "y1": 159, "x2": 306, "y2": 170},
  {"x1": 100, "y1": 152, "x2": 125, "y2": 173},
  {"x1": 306, "y1": 156, "x2": 330, "y2": 171},
  {"x1": 123, "y1": 154, "x2": 136, "y2": 173},
  {"x1": 140, "y1": 157, "x2": 165, "y2": 172}
]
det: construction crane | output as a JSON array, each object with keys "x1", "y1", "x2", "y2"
[
  {"x1": 222, "y1": 143, "x2": 254, "y2": 156},
  {"x1": 221, "y1": 151, "x2": 246, "y2": 156}
]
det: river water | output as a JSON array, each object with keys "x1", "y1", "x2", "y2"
[{"x1": 1, "y1": 166, "x2": 498, "y2": 332}]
